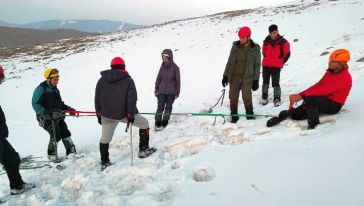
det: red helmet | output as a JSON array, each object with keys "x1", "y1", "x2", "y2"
[
  {"x1": 238, "y1": 27, "x2": 251, "y2": 38},
  {"x1": 0, "y1": 66, "x2": 4, "y2": 74},
  {"x1": 111, "y1": 57, "x2": 125, "y2": 66}
]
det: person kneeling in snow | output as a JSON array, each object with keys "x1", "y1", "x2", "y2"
[
  {"x1": 32, "y1": 68, "x2": 77, "y2": 161},
  {"x1": 95, "y1": 57, "x2": 156, "y2": 168},
  {"x1": 1, "y1": 66, "x2": 35, "y2": 195},
  {"x1": 267, "y1": 49, "x2": 352, "y2": 129}
]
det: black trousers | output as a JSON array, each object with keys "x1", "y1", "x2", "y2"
[
  {"x1": 262, "y1": 67, "x2": 281, "y2": 88},
  {"x1": 38, "y1": 117, "x2": 72, "y2": 155},
  {"x1": 0, "y1": 138, "x2": 24, "y2": 189},
  {"x1": 290, "y1": 96, "x2": 342, "y2": 128}
]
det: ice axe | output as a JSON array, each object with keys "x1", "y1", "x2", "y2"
[{"x1": 207, "y1": 88, "x2": 226, "y2": 113}]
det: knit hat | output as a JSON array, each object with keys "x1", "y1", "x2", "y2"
[
  {"x1": 269, "y1": 24, "x2": 278, "y2": 32},
  {"x1": 238, "y1": 27, "x2": 251, "y2": 38},
  {"x1": 110, "y1": 57, "x2": 125, "y2": 66}
]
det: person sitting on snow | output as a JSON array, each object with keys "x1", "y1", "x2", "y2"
[
  {"x1": 95, "y1": 57, "x2": 156, "y2": 170},
  {"x1": 1, "y1": 66, "x2": 35, "y2": 195},
  {"x1": 32, "y1": 68, "x2": 77, "y2": 161},
  {"x1": 267, "y1": 49, "x2": 352, "y2": 129}
]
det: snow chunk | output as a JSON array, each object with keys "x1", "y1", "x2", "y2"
[{"x1": 192, "y1": 165, "x2": 215, "y2": 182}]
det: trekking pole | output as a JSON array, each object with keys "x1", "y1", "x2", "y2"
[
  {"x1": 129, "y1": 122, "x2": 134, "y2": 166},
  {"x1": 51, "y1": 118, "x2": 58, "y2": 161}
]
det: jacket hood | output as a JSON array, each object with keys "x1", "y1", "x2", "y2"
[
  {"x1": 161, "y1": 49, "x2": 174, "y2": 62},
  {"x1": 264, "y1": 34, "x2": 283, "y2": 44},
  {"x1": 101, "y1": 69, "x2": 129, "y2": 82}
]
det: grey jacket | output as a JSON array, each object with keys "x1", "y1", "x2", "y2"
[
  {"x1": 223, "y1": 40, "x2": 261, "y2": 84},
  {"x1": 95, "y1": 69, "x2": 139, "y2": 120},
  {"x1": 155, "y1": 49, "x2": 181, "y2": 97}
]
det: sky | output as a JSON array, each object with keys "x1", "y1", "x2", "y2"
[{"x1": 0, "y1": 0, "x2": 292, "y2": 25}]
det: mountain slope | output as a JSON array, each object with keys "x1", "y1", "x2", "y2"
[
  {"x1": 0, "y1": 0, "x2": 364, "y2": 205},
  {"x1": 0, "y1": 26, "x2": 96, "y2": 49}
]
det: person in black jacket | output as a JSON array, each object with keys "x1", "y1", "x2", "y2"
[
  {"x1": 0, "y1": 67, "x2": 35, "y2": 195},
  {"x1": 95, "y1": 57, "x2": 156, "y2": 169},
  {"x1": 31, "y1": 68, "x2": 77, "y2": 161}
]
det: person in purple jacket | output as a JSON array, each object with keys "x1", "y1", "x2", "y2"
[{"x1": 154, "y1": 49, "x2": 181, "y2": 130}]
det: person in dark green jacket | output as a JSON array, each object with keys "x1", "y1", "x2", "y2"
[{"x1": 222, "y1": 26, "x2": 261, "y2": 123}]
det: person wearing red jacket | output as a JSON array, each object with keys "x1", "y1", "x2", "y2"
[
  {"x1": 267, "y1": 49, "x2": 352, "y2": 129},
  {"x1": 260, "y1": 24, "x2": 290, "y2": 107}
]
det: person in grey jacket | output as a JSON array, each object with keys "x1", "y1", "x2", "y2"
[
  {"x1": 95, "y1": 57, "x2": 156, "y2": 169},
  {"x1": 154, "y1": 49, "x2": 181, "y2": 130},
  {"x1": 222, "y1": 26, "x2": 261, "y2": 123}
]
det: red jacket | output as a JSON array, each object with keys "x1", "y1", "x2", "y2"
[
  {"x1": 300, "y1": 65, "x2": 352, "y2": 105},
  {"x1": 262, "y1": 35, "x2": 290, "y2": 69}
]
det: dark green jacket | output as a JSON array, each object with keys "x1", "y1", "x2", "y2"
[{"x1": 223, "y1": 39, "x2": 261, "y2": 84}]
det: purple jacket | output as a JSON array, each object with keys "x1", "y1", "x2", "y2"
[{"x1": 155, "y1": 49, "x2": 181, "y2": 97}]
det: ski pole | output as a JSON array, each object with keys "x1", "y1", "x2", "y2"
[{"x1": 129, "y1": 122, "x2": 134, "y2": 166}]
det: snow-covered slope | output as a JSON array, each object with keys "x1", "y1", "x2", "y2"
[{"x1": 1, "y1": 0, "x2": 364, "y2": 205}]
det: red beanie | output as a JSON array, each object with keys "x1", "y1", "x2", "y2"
[
  {"x1": 110, "y1": 57, "x2": 125, "y2": 66},
  {"x1": 238, "y1": 27, "x2": 251, "y2": 38},
  {"x1": 0, "y1": 66, "x2": 4, "y2": 74}
]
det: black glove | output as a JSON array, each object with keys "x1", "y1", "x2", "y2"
[
  {"x1": 127, "y1": 112, "x2": 135, "y2": 123},
  {"x1": 222, "y1": 76, "x2": 228, "y2": 87},
  {"x1": 252, "y1": 80, "x2": 259, "y2": 91},
  {"x1": 97, "y1": 115, "x2": 102, "y2": 125}
]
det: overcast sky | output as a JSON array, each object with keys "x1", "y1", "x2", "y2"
[{"x1": 0, "y1": 0, "x2": 292, "y2": 25}]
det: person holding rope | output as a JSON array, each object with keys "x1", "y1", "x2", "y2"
[
  {"x1": 95, "y1": 57, "x2": 156, "y2": 169},
  {"x1": 1, "y1": 66, "x2": 35, "y2": 195},
  {"x1": 267, "y1": 49, "x2": 352, "y2": 129},
  {"x1": 31, "y1": 68, "x2": 77, "y2": 161},
  {"x1": 154, "y1": 49, "x2": 181, "y2": 130}
]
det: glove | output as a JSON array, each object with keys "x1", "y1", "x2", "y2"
[
  {"x1": 252, "y1": 80, "x2": 259, "y2": 91},
  {"x1": 127, "y1": 112, "x2": 135, "y2": 123},
  {"x1": 222, "y1": 76, "x2": 228, "y2": 87},
  {"x1": 97, "y1": 115, "x2": 102, "y2": 125},
  {"x1": 289, "y1": 94, "x2": 303, "y2": 103},
  {"x1": 67, "y1": 107, "x2": 77, "y2": 116}
]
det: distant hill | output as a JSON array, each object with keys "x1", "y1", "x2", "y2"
[
  {"x1": 0, "y1": 26, "x2": 97, "y2": 48},
  {"x1": 1, "y1": 19, "x2": 143, "y2": 33}
]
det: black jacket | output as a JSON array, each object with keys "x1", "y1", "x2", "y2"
[
  {"x1": 0, "y1": 105, "x2": 9, "y2": 139},
  {"x1": 95, "y1": 69, "x2": 139, "y2": 120}
]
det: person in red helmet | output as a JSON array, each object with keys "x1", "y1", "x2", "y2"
[
  {"x1": 267, "y1": 49, "x2": 352, "y2": 129},
  {"x1": 1, "y1": 66, "x2": 35, "y2": 195},
  {"x1": 222, "y1": 26, "x2": 261, "y2": 123},
  {"x1": 95, "y1": 57, "x2": 156, "y2": 170},
  {"x1": 260, "y1": 24, "x2": 291, "y2": 107}
]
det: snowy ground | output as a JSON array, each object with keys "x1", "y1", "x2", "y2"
[{"x1": 1, "y1": 0, "x2": 364, "y2": 205}]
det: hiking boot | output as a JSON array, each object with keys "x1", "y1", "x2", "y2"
[
  {"x1": 245, "y1": 105, "x2": 255, "y2": 120},
  {"x1": 161, "y1": 120, "x2": 169, "y2": 128},
  {"x1": 155, "y1": 120, "x2": 162, "y2": 127},
  {"x1": 273, "y1": 98, "x2": 282, "y2": 107},
  {"x1": 47, "y1": 155, "x2": 58, "y2": 162},
  {"x1": 230, "y1": 101, "x2": 239, "y2": 123},
  {"x1": 260, "y1": 93, "x2": 268, "y2": 105},
  {"x1": 10, "y1": 183, "x2": 35, "y2": 195},
  {"x1": 138, "y1": 147, "x2": 157, "y2": 158},
  {"x1": 101, "y1": 160, "x2": 112, "y2": 171}
]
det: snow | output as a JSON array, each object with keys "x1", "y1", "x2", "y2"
[{"x1": 1, "y1": 0, "x2": 364, "y2": 205}]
